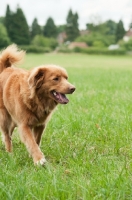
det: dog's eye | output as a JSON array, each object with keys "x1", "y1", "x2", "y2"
[{"x1": 53, "y1": 77, "x2": 59, "y2": 81}]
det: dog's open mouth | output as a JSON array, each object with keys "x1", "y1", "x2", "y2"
[{"x1": 51, "y1": 90, "x2": 69, "y2": 104}]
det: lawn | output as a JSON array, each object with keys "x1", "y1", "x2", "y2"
[{"x1": 0, "y1": 53, "x2": 132, "y2": 199}]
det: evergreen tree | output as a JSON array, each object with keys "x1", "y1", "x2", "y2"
[
  {"x1": 115, "y1": 20, "x2": 125, "y2": 42},
  {"x1": 66, "y1": 9, "x2": 80, "y2": 41},
  {"x1": 31, "y1": 18, "x2": 41, "y2": 39},
  {"x1": 43, "y1": 17, "x2": 57, "y2": 38},
  {"x1": 12, "y1": 6, "x2": 30, "y2": 44},
  {"x1": 5, "y1": 5, "x2": 30, "y2": 45},
  {"x1": 4, "y1": 5, "x2": 13, "y2": 40}
]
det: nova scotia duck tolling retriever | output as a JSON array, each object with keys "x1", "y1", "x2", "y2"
[{"x1": 0, "y1": 44, "x2": 75, "y2": 165}]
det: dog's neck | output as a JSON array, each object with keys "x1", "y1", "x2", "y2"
[{"x1": 29, "y1": 92, "x2": 57, "y2": 118}]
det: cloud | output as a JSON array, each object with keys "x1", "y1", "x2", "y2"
[{"x1": 0, "y1": 0, "x2": 132, "y2": 29}]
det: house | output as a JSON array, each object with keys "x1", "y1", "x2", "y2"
[
  {"x1": 68, "y1": 42, "x2": 88, "y2": 49},
  {"x1": 80, "y1": 29, "x2": 90, "y2": 36},
  {"x1": 108, "y1": 44, "x2": 119, "y2": 50},
  {"x1": 57, "y1": 32, "x2": 67, "y2": 44},
  {"x1": 123, "y1": 29, "x2": 132, "y2": 42}
]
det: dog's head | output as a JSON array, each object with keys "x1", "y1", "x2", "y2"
[{"x1": 28, "y1": 65, "x2": 75, "y2": 104}]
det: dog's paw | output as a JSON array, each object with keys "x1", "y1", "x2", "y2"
[{"x1": 35, "y1": 157, "x2": 47, "y2": 166}]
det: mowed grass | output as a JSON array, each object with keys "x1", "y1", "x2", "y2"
[{"x1": 0, "y1": 53, "x2": 132, "y2": 199}]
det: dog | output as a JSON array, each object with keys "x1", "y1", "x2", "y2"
[{"x1": 0, "y1": 44, "x2": 75, "y2": 165}]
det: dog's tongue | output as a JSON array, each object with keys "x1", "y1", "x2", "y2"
[{"x1": 56, "y1": 92, "x2": 69, "y2": 104}]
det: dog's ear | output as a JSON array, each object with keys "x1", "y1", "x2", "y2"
[{"x1": 28, "y1": 68, "x2": 45, "y2": 89}]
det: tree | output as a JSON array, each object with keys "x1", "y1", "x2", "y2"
[
  {"x1": 0, "y1": 23, "x2": 10, "y2": 48},
  {"x1": 57, "y1": 24, "x2": 66, "y2": 34},
  {"x1": 86, "y1": 22, "x2": 107, "y2": 34},
  {"x1": 129, "y1": 22, "x2": 132, "y2": 29},
  {"x1": 13, "y1": 6, "x2": 30, "y2": 44},
  {"x1": 115, "y1": 20, "x2": 125, "y2": 42},
  {"x1": 43, "y1": 17, "x2": 57, "y2": 38},
  {"x1": 105, "y1": 20, "x2": 117, "y2": 35},
  {"x1": 0, "y1": 17, "x2": 5, "y2": 24},
  {"x1": 5, "y1": 5, "x2": 30, "y2": 45},
  {"x1": 129, "y1": 17, "x2": 132, "y2": 29},
  {"x1": 31, "y1": 18, "x2": 41, "y2": 39},
  {"x1": 75, "y1": 32, "x2": 115, "y2": 47},
  {"x1": 4, "y1": 5, "x2": 13, "y2": 40},
  {"x1": 66, "y1": 9, "x2": 80, "y2": 41}
]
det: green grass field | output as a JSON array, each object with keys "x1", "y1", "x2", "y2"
[{"x1": 0, "y1": 53, "x2": 132, "y2": 199}]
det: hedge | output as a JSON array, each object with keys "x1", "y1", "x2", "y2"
[
  {"x1": 19, "y1": 45, "x2": 51, "y2": 53},
  {"x1": 75, "y1": 47, "x2": 126, "y2": 55},
  {"x1": 58, "y1": 46, "x2": 126, "y2": 55}
]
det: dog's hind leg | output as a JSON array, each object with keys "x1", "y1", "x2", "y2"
[{"x1": 0, "y1": 109, "x2": 15, "y2": 152}]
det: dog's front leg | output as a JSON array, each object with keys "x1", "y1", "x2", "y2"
[
  {"x1": 33, "y1": 125, "x2": 45, "y2": 146},
  {"x1": 18, "y1": 124, "x2": 46, "y2": 165}
]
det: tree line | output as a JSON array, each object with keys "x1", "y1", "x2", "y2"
[{"x1": 0, "y1": 4, "x2": 130, "y2": 50}]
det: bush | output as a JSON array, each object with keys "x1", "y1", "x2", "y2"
[
  {"x1": 31, "y1": 35, "x2": 58, "y2": 49},
  {"x1": 93, "y1": 41, "x2": 105, "y2": 48},
  {"x1": 119, "y1": 39, "x2": 132, "y2": 51},
  {"x1": 73, "y1": 47, "x2": 82, "y2": 52},
  {"x1": 81, "y1": 47, "x2": 126, "y2": 55},
  {"x1": 57, "y1": 44, "x2": 126, "y2": 55},
  {"x1": 19, "y1": 45, "x2": 51, "y2": 53},
  {"x1": 0, "y1": 23, "x2": 10, "y2": 48},
  {"x1": 75, "y1": 33, "x2": 115, "y2": 47},
  {"x1": 57, "y1": 46, "x2": 72, "y2": 53}
]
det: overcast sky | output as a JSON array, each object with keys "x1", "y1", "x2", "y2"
[{"x1": 0, "y1": 0, "x2": 132, "y2": 30}]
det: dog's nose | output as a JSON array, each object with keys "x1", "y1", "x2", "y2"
[{"x1": 70, "y1": 86, "x2": 76, "y2": 93}]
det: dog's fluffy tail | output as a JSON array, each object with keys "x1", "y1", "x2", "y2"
[{"x1": 0, "y1": 44, "x2": 25, "y2": 73}]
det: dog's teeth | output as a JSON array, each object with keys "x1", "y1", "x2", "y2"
[{"x1": 53, "y1": 92, "x2": 57, "y2": 96}]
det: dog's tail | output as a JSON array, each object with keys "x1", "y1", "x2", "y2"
[{"x1": 0, "y1": 44, "x2": 25, "y2": 73}]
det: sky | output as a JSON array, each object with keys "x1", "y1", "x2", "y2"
[{"x1": 0, "y1": 0, "x2": 132, "y2": 30}]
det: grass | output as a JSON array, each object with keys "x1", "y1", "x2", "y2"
[{"x1": 1, "y1": 53, "x2": 132, "y2": 199}]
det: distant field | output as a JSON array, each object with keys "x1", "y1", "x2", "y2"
[{"x1": 1, "y1": 53, "x2": 132, "y2": 199}]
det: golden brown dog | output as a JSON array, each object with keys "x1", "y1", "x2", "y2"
[{"x1": 0, "y1": 44, "x2": 75, "y2": 165}]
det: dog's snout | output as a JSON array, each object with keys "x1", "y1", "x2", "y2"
[{"x1": 70, "y1": 86, "x2": 76, "y2": 93}]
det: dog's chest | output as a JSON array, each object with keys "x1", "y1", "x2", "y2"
[{"x1": 36, "y1": 104, "x2": 56, "y2": 125}]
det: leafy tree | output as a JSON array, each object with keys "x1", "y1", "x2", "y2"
[
  {"x1": 66, "y1": 9, "x2": 80, "y2": 41},
  {"x1": 86, "y1": 20, "x2": 117, "y2": 36},
  {"x1": 31, "y1": 18, "x2": 41, "y2": 39},
  {"x1": 86, "y1": 23, "x2": 96, "y2": 31},
  {"x1": 75, "y1": 33, "x2": 115, "y2": 47},
  {"x1": 105, "y1": 20, "x2": 117, "y2": 35},
  {"x1": 57, "y1": 25, "x2": 66, "y2": 34},
  {"x1": 87, "y1": 22, "x2": 108, "y2": 34},
  {"x1": 0, "y1": 23, "x2": 10, "y2": 48},
  {"x1": 0, "y1": 17, "x2": 5, "y2": 24},
  {"x1": 43, "y1": 17, "x2": 57, "y2": 38},
  {"x1": 115, "y1": 20, "x2": 125, "y2": 42},
  {"x1": 129, "y1": 22, "x2": 132, "y2": 29},
  {"x1": 129, "y1": 19, "x2": 132, "y2": 29}
]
